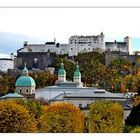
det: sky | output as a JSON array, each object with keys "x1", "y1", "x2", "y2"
[{"x1": 0, "y1": 0, "x2": 140, "y2": 54}]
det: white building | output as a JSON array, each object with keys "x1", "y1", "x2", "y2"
[
  {"x1": 18, "y1": 41, "x2": 56, "y2": 53},
  {"x1": 68, "y1": 32, "x2": 105, "y2": 56},
  {"x1": 49, "y1": 90, "x2": 132, "y2": 119},
  {"x1": 105, "y1": 36, "x2": 131, "y2": 54},
  {"x1": 0, "y1": 58, "x2": 14, "y2": 72},
  {"x1": 18, "y1": 33, "x2": 130, "y2": 57},
  {"x1": 56, "y1": 43, "x2": 69, "y2": 55}
]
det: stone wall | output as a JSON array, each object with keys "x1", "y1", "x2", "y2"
[
  {"x1": 16, "y1": 52, "x2": 56, "y2": 70},
  {"x1": 105, "y1": 53, "x2": 140, "y2": 66}
]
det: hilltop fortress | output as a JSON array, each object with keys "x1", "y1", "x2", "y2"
[
  {"x1": 18, "y1": 32, "x2": 131, "y2": 56},
  {"x1": 0, "y1": 32, "x2": 137, "y2": 72}
]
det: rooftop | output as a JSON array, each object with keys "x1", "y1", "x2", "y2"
[
  {"x1": 49, "y1": 89, "x2": 128, "y2": 101},
  {"x1": 0, "y1": 93, "x2": 24, "y2": 99},
  {"x1": 105, "y1": 42, "x2": 126, "y2": 45}
]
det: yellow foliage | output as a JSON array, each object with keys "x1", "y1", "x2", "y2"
[
  {"x1": 88, "y1": 101, "x2": 124, "y2": 133},
  {"x1": 0, "y1": 100, "x2": 37, "y2": 133},
  {"x1": 39, "y1": 102, "x2": 85, "y2": 133}
]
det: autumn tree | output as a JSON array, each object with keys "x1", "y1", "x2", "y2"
[
  {"x1": 0, "y1": 100, "x2": 37, "y2": 132},
  {"x1": 39, "y1": 102, "x2": 85, "y2": 133},
  {"x1": 88, "y1": 100, "x2": 124, "y2": 133},
  {"x1": 0, "y1": 74, "x2": 16, "y2": 95}
]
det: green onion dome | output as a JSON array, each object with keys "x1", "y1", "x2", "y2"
[
  {"x1": 58, "y1": 59, "x2": 66, "y2": 76},
  {"x1": 15, "y1": 64, "x2": 36, "y2": 87},
  {"x1": 74, "y1": 63, "x2": 81, "y2": 77}
]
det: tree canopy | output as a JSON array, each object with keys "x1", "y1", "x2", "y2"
[
  {"x1": 39, "y1": 102, "x2": 85, "y2": 133},
  {"x1": 0, "y1": 100, "x2": 37, "y2": 132},
  {"x1": 88, "y1": 100, "x2": 124, "y2": 133}
]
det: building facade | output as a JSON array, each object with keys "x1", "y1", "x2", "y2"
[
  {"x1": 105, "y1": 36, "x2": 131, "y2": 54},
  {"x1": 18, "y1": 41, "x2": 68, "y2": 55},
  {"x1": 0, "y1": 58, "x2": 14, "y2": 72},
  {"x1": 15, "y1": 34, "x2": 131, "y2": 68},
  {"x1": 68, "y1": 32, "x2": 105, "y2": 56}
]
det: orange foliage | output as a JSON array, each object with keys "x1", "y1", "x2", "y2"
[{"x1": 39, "y1": 102, "x2": 85, "y2": 133}]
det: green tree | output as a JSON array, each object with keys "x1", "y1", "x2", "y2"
[
  {"x1": 29, "y1": 71, "x2": 55, "y2": 88},
  {"x1": 130, "y1": 127, "x2": 140, "y2": 133},
  {"x1": 88, "y1": 100, "x2": 124, "y2": 133},
  {"x1": 0, "y1": 100, "x2": 37, "y2": 132},
  {"x1": 39, "y1": 102, "x2": 85, "y2": 133},
  {"x1": 16, "y1": 99, "x2": 43, "y2": 119}
]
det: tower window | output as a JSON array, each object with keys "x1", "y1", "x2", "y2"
[{"x1": 26, "y1": 89, "x2": 28, "y2": 93}]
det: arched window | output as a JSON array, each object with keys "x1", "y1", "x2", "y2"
[
  {"x1": 20, "y1": 89, "x2": 22, "y2": 93},
  {"x1": 26, "y1": 89, "x2": 28, "y2": 93}
]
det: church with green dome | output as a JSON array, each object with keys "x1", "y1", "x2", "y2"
[
  {"x1": 15, "y1": 63, "x2": 36, "y2": 97},
  {"x1": 73, "y1": 62, "x2": 82, "y2": 84},
  {"x1": 55, "y1": 59, "x2": 83, "y2": 87}
]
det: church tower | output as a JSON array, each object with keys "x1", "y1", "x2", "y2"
[
  {"x1": 73, "y1": 62, "x2": 81, "y2": 83},
  {"x1": 58, "y1": 59, "x2": 66, "y2": 82},
  {"x1": 15, "y1": 63, "x2": 36, "y2": 98}
]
